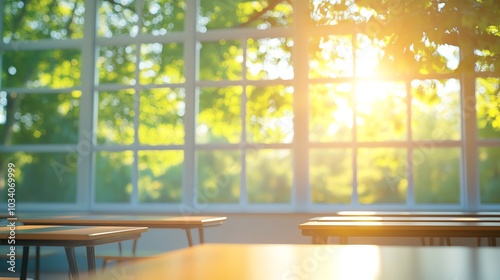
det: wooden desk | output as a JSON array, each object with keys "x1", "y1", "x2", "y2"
[
  {"x1": 329, "y1": 211, "x2": 500, "y2": 217},
  {"x1": 86, "y1": 243, "x2": 500, "y2": 280},
  {"x1": 308, "y1": 216, "x2": 500, "y2": 245},
  {"x1": 310, "y1": 216, "x2": 500, "y2": 222},
  {"x1": 0, "y1": 225, "x2": 147, "y2": 280},
  {"x1": 19, "y1": 214, "x2": 226, "y2": 246},
  {"x1": 300, "y1": 220, "x2": 500, "y2": 245},
  {"x1": 19, "y1": 214, "x2": 227, "y2": 270}
]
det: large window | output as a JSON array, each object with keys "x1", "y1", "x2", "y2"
[{"x1": 1, "y1": 0, "x2": 499, "y2": 212}]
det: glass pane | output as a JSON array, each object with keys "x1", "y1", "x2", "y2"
[
  {"x1": 139, "y1": 88, "x2": 185, "y2": 145},
  {"x1": 246, "y1": 85, "x2": 294, "y2": 144},
  {"x1": 0, "y1": 152, "x2": 77, "y2": 203},
  {"x1": 2, "y1": 49, "x2": 81, "y2": 88},
  {"x1": 199, "y1": 40, "x2": 243, "y2": 81},
  {"x1": 479, "y1": 147, "x2": 500, "y2": 204},
  {"x1": 247, "y1": 149, "x2": 292, "y2": 203},
  {"x1": 198, "y1": 0, "x2": 292, "y2": 31},
  {"x1": 142, "y1": 0, "x2": 185, "y2": 34},
  {"x1": 411, "y1": 79, "x2": 461, "y2": 140},
  {"x1": 97, "y1": 45, "x2": 137, "y2": 85},
  {"x1": 246, "y1": 38, "x2": 293, "y2": 80},
  {"x1": 0, "y1": 92, "x2": 80, "y2": 145},
  {"x1": 3, "y1": 0, "x2": 84, "y2": 41},
  {"x1": 309, "y1": 83, "x2": 353, "y2": 142},
  {"x1": 355, "y1": 34, "x2": 385, "y2": 77},
  {"x1": 98, "y1": 0, "x2": 138, "y2": 37},
  {"x1": 138, "y1": 150, "x2": 183, "y2": 203},
  {"x1": 356, "y1": 81, "x2": 407, "y2": 141},
  {"x1": 475, "y1": 49, "x2": 499, "y2": 73},
  {"x1": 476, "y1": 78, "x2": 500, "y2": 139},
  {"x1": 95, "y1": 151, "x2": 133, "y2": 203},
  {"x1": 357, "y1": 148, "x2": 407, "y2": 204},
  {"x1": 309, "y1": 35, "x2": 353, "y2": 78},
  {"x1": 140, "y1": 43, "x2": 185, "y2": 84},
  {"x1": 310, "y1": 149, "x2": 352, "y2": 204},
  {"x1": 97, "y1": 90, "x2": 135, "y2": 145},
  {"x1": 414, "y1": 148, "x2": 461, "y2": 204},
  {"x1": 197, "y1": 87, "x2": 241, "y2": 144},
  {"x1": 196, "y1": 150, "x2": 241, "y2": 203}
]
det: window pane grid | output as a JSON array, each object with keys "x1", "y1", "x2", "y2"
[{"x1": 1, "y1": 0, "x2": 499, "y2": 211}]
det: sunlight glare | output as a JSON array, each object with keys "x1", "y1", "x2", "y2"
[{"x1": 338, "y1": 246, "x2": 380, "y2": 279}]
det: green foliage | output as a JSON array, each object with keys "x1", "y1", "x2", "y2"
[
  {"x1": 3, "y1": 0, "x2": 84, "y2": 41},
  {"x1": 138, "y1": 150, "x2": 183, "y2": 203},
  {"x1": 1, "y1": 152, "x2": 77, "y2": 203},
  {"x1": 196, "y1": 150, "x2": 240, "y2": 203},
  {"x1": 310, "y1": 149, "x2": 352, "y2": 204},
  {"x1": 95, "y1": 151, "x2": 133, "y2": 203}
]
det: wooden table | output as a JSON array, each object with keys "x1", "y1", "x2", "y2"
[
  {"x1": 300, "y1": 220, "x2": 500, "y2": 245},
  {"x1": 85, "y1": 243, "x2": 500, "y2": 280},
  {"x1": 19, "y1": 214, "x2": 227, "y2": 247},
  {"x1": 308, "y1": 215, "x2": 500, "y2": 245},
  {"x1": 0, "y1": 225, "x2": 147, "y2": 280},
  {"x1": 327, "y1": 211, "x2": 500, "y2": 217},
  {"x1": 309, "y1": 216, "x2": 500, "y2": 222},
  {"x1": 18, "y1": 214, "x2": 227, "y2": 270}
]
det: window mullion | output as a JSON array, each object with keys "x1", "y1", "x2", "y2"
[
  {"x1": 80, "y1": 0, "x2": 99, "y2": 211},
  {"x1": 460, "y1": 42, "x2": 479, "y2": 211},
  {"x1": 292, "y1": 0, "x2": 310, "y2": 211},
  {"x1": 182, "y1": 0, "x2": 198, "y2": 211}
]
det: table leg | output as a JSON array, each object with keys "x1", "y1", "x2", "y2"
[
  {"x1": 338, "y1": 236, "x2": 347, "y2": 245},
  {"x1": 86, "y1": 246, "x2": 96, "y2": 277},
  {"x1": 198, "y1": 228, "x2": 205, "y2": 244},
  {"x1": 185, "y1": 228, "x2": 193, "y2": 247},
  {"x1": 420, "y1": 237, "x2": 426, "y2": 246},
  {"x1": 35, "y1": 246, "x2": 40, "y2": 280},
  {"x1": 488, "y1": 237, "x2": 497, "y2": 247},
  {"x1": 64, "y1": 247, "x2": 79, "y2": 280},
  {"x1": 132, "y1": 238, "x2": 138, "y2": 255},
  {"x1": 20, "y1": 246, "x2": 29, "y2": 280}
]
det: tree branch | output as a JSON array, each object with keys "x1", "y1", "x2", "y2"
[{"x1": 237, "y1": 0, "x2": 287, "y2": 28}]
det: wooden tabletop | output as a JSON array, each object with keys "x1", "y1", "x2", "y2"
[
  {"x1": 300, "y1": 220, "x2": 500, "y2": 239},
  {"x1": 0, "y1": 225, "x2": 148, "y2": 246},
  {"x1": 310, "y1": 216, "x2": 500, "y2": 222},
  {"x1": 87, "y1": 243, "x2": 500, "y2": 280},
  {"x1": 18, "y1": 214, "x2": 227, "y2": 228},
  {"x1": 330, "y1": 211, "x2": 500, "y2": 217}
]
